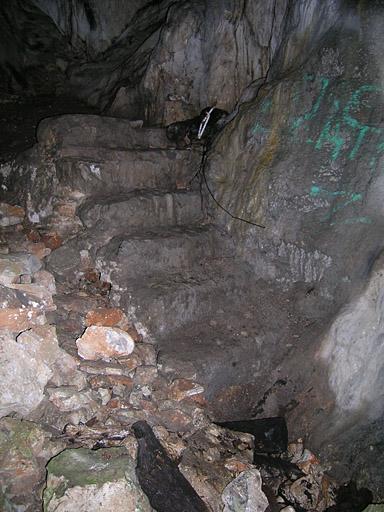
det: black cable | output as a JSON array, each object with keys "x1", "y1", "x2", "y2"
[{"x1": 195, "y1": 145, "x2": 266, "y2": 229}]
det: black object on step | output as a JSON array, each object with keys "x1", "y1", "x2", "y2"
[
  {"x1": 132, "y1": 420, "x2": 209, "y2": 512},
  {"x1": 324, "y1": 481, "x2": 373, "y2": 511},
  {"x1": 216, "y1": 417, "x2": 288, "y2": 454},
  {"x1": 166, "y1": 107, "x2": 228, "y2": 147}
]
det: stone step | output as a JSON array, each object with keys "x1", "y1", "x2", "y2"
[
  {"x1": 37, "y1": 114, "x2": 170, "y2": 150},
  {"x1": 96, "y1": 225, "x2": 231, "y2": 280},
  {"x1": 55, "y1": 147, "x2": 200, "y2": 195},
  {"x1": 113, "y1": 261, "x2": 252, "y2": 336},
  {"x1": 78, "y1": 190, "x2": 205, "y2": 232}
]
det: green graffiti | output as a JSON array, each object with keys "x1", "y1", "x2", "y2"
[
  {"x1": 292, "y1": 78, "x2": 330, "y2": 130},
  {"x1": 292, "y1": 78, "x2": 383, "y2": 163},
  {"x1": 310, "y1": 185, "x2": 366, "y2": 224},
  {"x1": 330, "y1": 216, "x2": 373, "y2": 226}
]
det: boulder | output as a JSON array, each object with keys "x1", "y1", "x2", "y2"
[{"x1": 43, "y1": 447, "x2": 153, "y2": 512}]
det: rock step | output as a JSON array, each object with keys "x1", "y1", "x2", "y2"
[
  {"x1": 113, "y1": 261, "x2": 252, "y2": 335},
  {"x1": 96, "y1": 225, "x2": 231, "y2": 280},
  {"x1": 37, "y1": 114, "x2": 170, "y2": 150},
  {"x1": 78, "y1": 190, "x2": 205, "y2": 232},
  {"x1": 55, "y1": 147, "x2": 200, "y2": 195},
  {"x1": 157, "y1": 321, "x2": 261, "y2": 399}
]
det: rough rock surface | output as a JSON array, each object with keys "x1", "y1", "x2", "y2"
[
  {"x1": 207, "y1": 0, "x2": 384, "y2": 494},
  {"x1": 44, "y1": 447, "x2": 153, "y2": 512},
  {"x1": 0, "y1": 418, "x2": 65, "y2": 511}
]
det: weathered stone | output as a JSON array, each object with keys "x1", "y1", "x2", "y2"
[
  {"x1": 9, "y1": 282, "x2": 56, "y2": 311},
  {"x1": 41, "y1": 231, "x2": 63, "y2": 250},
  {"x1": 0, "y1": 306, "x2": 46, "y2": 332},
  {"x1": 76, "y1": 325, "x2": 135, "y2": 360},
  {"x1": 49, "y1": 351, "x2": 87, "y2": 391},
  {"x1": 44, "y1": 447, "x2": 153, "y2": 512},
  {"x1": 222, "y1": 469, "x2": 269, "y2": 512},
  {"x1": 0, "y1": 202, "x2": 25, "y2": 226},
  {"x1": 168, "y1": 378, "x2": 205, "y2": 402},
  {"x1": 134, "y1": 342, "x2": 157, "y2": 365},
  {"x1": 85, "y1": 307, "x2": 126, "y2": 327},
  {"x1": 27, "y1": 241, "x2": 51, "y2": 260},
  {"x1": 0, "y1": 326, "x2": 68, "y2": 418},
  {"x1": 33, "y1": 269, "x2": 57, "y2": 295},
  {"x1": 0, "y1": 252, "x2": 41, "y2": 286},
  {"x1": 0, "y1": 418, "x2": 65, "y2": 511},
  {"x1": 88, "y1": 374, "x2": 134, "y2": 391},
  {"x1": 134, "y1": 365, "x2": 158, "y2": 386},
  {"x1": 157, "y1": 408, "x2": 193, "y2": 433}
]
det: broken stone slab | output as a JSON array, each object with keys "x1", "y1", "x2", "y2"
[
  {"x1": 0, "y1": 305, "x2": 46, "y2": 332},
  {"x1": 132, "y1": 420, "x2": 209, "y2": 511},
  {"x1": 9, "y1": 282, "x2": 56, "y2": 311},
  {"x1": 221, "y1": 469, "x2": 269, "y2": 512},
  {"x1": 0, "y1": 417, "x2": 65, "y2": 512},
  {"x1": 217, "y1": 417, "x2": 288, "y2": 454},
  {"x1": 43, "y1": 446, "x2": 153, "y2": 512},
  {"x1": 0, "y1": 252, "x2": 42, "y2": 286},
  {"x1": 33, "y1": 269, "x2": 57, "y2": 295},
  {"x1": 0, "y1": 202, "x2": 25, "y2": 226},
  {"x1": 76, "y1": 325, "x2": 135, "y2": 360},
  {"x1": 0, "y1": 326, "x2": 71, "y2": 418}
]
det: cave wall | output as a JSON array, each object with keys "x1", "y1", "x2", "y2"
[
  {"x1": 206, "y1": 0, "x2": 384, "y2": 492},
  {"x1": 0, "y1": 0, "x2": 342, "y2": 123}
]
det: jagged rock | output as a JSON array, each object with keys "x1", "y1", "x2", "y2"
[
  {"x1": 44, "y1": 447, "x2": 153, "y2": 512},
  {"x1": 217, "y1": 417, "x2": 288, "y2": 454},
  {"x1": 363, "y1": 507, "x2": 384, "y2": 512},
  {"x1": 0, "y1": 202, "x2": 24, "y2": 226},
  {"x1": 76, "y1": 325, "x2": 135, "y2": 360},
  {"x1": 0, "y1": 326, "x2": 72, "y2": 418},
  {"x1": 168, "y1": 378, "x2": 205, "y2": 402},
  {"x1": 221, "y1": 469, "x2": 269, "y2": 512},
  {"x1": 0, "y1": 418, "x2": 65, "y2": 511},
  {"x1": 0, "y1": 252, "x2": 41, "y2": 286}
]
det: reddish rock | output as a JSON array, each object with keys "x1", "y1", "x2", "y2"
[
  {"x1": 76, "y1": 325, "x2": 135, "y2": 361},
  {"x1": 168, "y1": 379, "x2": 205, "y2": 402},
  {"x1": 0, "y1": 307, "x2": 45, "y2": 332},
  {"x1": 117, "y1": 352, "x2": 142, "y2": 372},
  {"x1": 88, "y1": 374, "x2": 134, "y2": 391},
  {"x1": 41, "y1": 232, "x2": 63, "y2": 250},
  {"x1": 26, "y1": 229, "x2": 41, "y2": 242},
  {"x1": 157, "y1": 408, "x2": 193, "y2": 432},
  {"x1": 27, "y1": 241, "x2": 51, "y2": 260},
  {"x1": 85, "y1": 308, "x2": 125, "y2": 327}
]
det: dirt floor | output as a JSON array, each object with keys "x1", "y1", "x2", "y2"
[{"x1": 0, "y1": 92, "x2": 98, "y2": 163}]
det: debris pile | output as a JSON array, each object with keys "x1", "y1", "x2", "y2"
[{"x1": 0, "y1": 202, "x2": 380, "y2": 511}]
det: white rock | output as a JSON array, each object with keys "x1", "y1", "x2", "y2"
[
  {"x1": 0, "y1": 326, "x2": 67, "y2": 418},
  {"x1": 222, "y1": 469, "x2": 269, "y2": 512},
  {"x1": 76, "y1": 325, "x2": 135, "y2": 360},
  {"x1": 46, "y1": 480, "x2": 150, "y2": 512}
]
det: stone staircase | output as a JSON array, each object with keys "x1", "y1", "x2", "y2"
[{"x1": 43, "y1": 115, "x2": 263, "y2": 404}]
